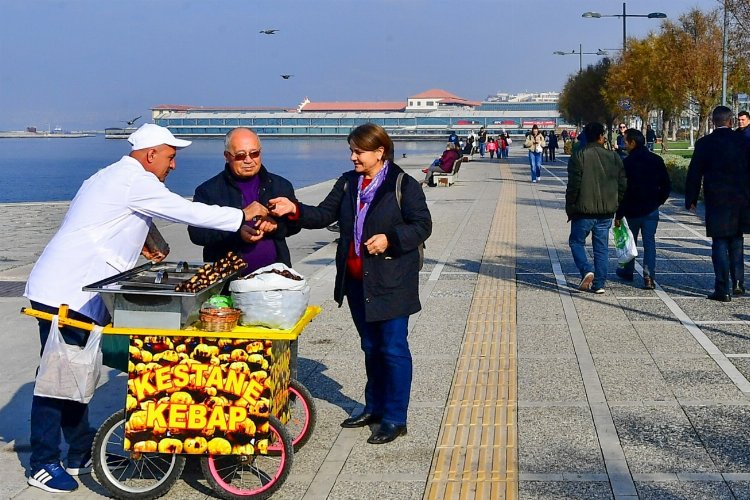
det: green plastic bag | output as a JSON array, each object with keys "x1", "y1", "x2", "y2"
[{"x1": 612, "y1": 218, "x2": 638, "y2": 266}]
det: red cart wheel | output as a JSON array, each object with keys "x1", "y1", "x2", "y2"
[{"x1": 287, "y1": 379, "x2": 317, "y2": 451}]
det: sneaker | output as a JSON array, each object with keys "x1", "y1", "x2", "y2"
[
  {"x1": 28, "y1": 463, "x2": 78, "y2": 493},
  {"x1": 591, "y1": 286, "x2": 606, "y2": 294},
  {"x1": 532, "y1": 179, "x2": 537, "y2": 183},
  {"x1": 579, "y1": 272, "x2": 594, "y2": 291},
  {"x1": 326, "y1": 222, "x2": 340, "y2": 233}
]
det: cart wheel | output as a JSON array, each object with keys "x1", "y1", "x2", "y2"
[
  {"x1": 92, "y1": 410, "x2": 186, "y2": 500},
  {"x1": 201, "y1": 416, "x2": 293, "y2": 500},
  {"x1": 287, "y1": 379, "x2": 317, "y2": 451}
]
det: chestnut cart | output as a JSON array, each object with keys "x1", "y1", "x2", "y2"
[{"x1": 22, "y1": 261, "x2": 320, "y2": 500}]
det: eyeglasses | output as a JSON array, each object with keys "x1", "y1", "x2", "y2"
[
  {"x1": 227, "y1": 149, "x2": 261, "y2": 161},
  {"x1": 619, "y1": 125, "x2": 627, "y2": 129}
]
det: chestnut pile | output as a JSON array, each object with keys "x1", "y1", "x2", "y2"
[
  {"x1": 245, "y1": 267, "x2": 303, "y2": 281},
  {"x1": 175, "y1": 252, "x2": 246, "y2": 293}
]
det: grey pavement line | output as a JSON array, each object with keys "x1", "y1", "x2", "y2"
[
  {"x1": 519, "y1": 473, "x2": 610, "y2": 482},
  {"x1": 660, "y1": 212, "x2": 750, "y2": 269},
  {"x1": 531, "y1": 186, "x2": 638, "y2": 498},
  {"x1": 696, "y1": 320, "x2": 750, "y2": 325},
  {"x1": 634, "y1": 260, "x2": 750, "y2": 398},
  {"x1": 300, "y1": 183, "x2": 489, "y2": 500},
  {"x1": 727, "y1": 353, "x2": 750, "y2": 358}
]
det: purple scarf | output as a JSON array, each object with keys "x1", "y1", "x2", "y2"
[{"x1": 354, "y1": 161, "x2": 389, "y2": 256}]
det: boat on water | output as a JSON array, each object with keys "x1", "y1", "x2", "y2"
[
  {"x1": 0, "y1": 127, "x2": 94, "y2": 139},
  {"x1": 104, "y1": 127, "x2": 137, "y2": 139}
]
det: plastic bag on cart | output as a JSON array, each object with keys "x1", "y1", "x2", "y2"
[
  {"x1": 229, "y1": 263, "x2": 310, "y2": 330},
  {"x1": 34, "y1": 316, "x2": 103, "y2": 403}
]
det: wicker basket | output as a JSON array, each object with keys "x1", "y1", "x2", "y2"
[{"x1": 199, "y1": 307, "x2": 241, "y2": 332}]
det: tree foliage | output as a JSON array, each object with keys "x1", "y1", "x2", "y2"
[{"x1": 558, "y1": 59, "x2": 619, "y2": 128}]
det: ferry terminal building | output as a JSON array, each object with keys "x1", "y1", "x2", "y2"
[{"x1": 151, "y1": 89, "x2": 569, "y2": 140}]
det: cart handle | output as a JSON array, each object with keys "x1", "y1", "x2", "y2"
[{"x1": 20, "y1": 304, "x2": 322, "y2": 341}]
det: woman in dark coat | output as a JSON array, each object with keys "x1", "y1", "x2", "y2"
[{"x1": 270, "y1": 123, "x2": 432, "y2": 444}]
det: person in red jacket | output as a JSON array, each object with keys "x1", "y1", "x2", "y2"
[{"x1": 421, "y1": 143, "x2": 460, "y2": 186}]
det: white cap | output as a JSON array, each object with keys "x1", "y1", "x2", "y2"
[{"x1": 128, "y1": 123, "x2": 192, "y2": 151}]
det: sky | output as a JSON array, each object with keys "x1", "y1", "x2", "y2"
[{"x1": 0, "y1": 0, "x2": 717, "y2": 130}]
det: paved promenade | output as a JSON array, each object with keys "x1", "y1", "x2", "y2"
[{"x1": 2, "y1": 147, "x2": 750, "y2": 499}]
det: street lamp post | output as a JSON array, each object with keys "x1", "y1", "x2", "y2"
[
  {"x1": 582, "y1": 2, "x2": 666, "y2": 51},
  {"x1": 553, "y1": 44, "x2": 609, "y2": 72}
]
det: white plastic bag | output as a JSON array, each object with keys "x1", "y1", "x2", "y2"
[
  {"x1": 612, "y1": 218, "x2": 638, "y2": 266},
  {"x1": 229, "y1": 263, "x2": 310, "y2": 329},
  {"x1": 34, "y1": 316, "x2": 103, "y2": 403}
]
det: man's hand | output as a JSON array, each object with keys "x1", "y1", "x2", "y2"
[
  {"x1": 242, "y1": 201, "x2": 269, "y2": 222},
  {"x1": 240, "y1": 224, "x2": 265, "y2": 243},
  {"x1": 142, "y1": 224, "x2": 170, "y2": 262},
  {"x1": 268, "y1": 197, "x2": 296, "y2": 216},
  {"x1": 254, "y1": 215, "x2": 278, "y2": 234},
  {"x1": 614, "y1": 218, "x2": 622, "y2": 228}
]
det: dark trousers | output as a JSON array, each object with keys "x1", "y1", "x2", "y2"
[
  {"x1": 345, "y1": 278, "x2": 412, "y2": 425},
  {"x1": 711, "y1": 236, "x2": 744, "y2": 295},
  {"x1": 29, "y1": 301, "x2": 98, "y2": 471}
]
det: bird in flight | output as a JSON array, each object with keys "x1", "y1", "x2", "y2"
[
  {"x1": 126, "y1": 115, "x2": 142, "y2": 126},
  {"x1": 281, "y1": 74, "x2": 293, "y2": 79},
  {"x1": 259, "y1": 29, "x2": 279, "y2": 34}
]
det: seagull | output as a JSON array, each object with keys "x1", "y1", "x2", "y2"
[
  {"x1": 259, "y1": 29, "x2": 279, "y2": 34},
  {"x1": 281, "y1": 74, "x2": 293, "y2": 79},
  {"x1": 126, "y1": 115, "x2": 142, "y2": 126}
]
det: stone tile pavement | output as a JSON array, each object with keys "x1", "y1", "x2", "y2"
[{"x1": 1, "y1": 147, "x2": 750, "y2": 499}]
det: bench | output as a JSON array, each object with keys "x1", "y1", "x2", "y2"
[{"x1": 433, "y1": 157, "x2": 462, "y2": 187}]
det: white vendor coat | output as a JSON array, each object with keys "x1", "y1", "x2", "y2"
[{"x1": 25, "y1": 155, "x2": 244, "y2": 323}]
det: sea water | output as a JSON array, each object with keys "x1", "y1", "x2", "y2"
[{"x1": 0, "y1": 136, "x2": 442, "y2": 203}]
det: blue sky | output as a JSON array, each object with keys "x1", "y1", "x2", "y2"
[{"x1": 0, "y1": 0, "x2": 713, "y2": 130}]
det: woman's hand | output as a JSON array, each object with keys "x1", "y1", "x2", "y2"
[
  {"x1": 268, "y1": 197, "x2": 296, "y2": 216},
  {"x1": 240, "y1": 223, "x2": 264, "y2": 243},
  {"x1": 365, "y1": 234, "x2": 388, "y2": 255}
]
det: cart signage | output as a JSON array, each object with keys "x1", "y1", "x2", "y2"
[{"x1": 125, "y1": 335, "x2": 290, "y2": 455}]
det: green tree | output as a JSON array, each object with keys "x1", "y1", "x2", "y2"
[{"x1": 558, "y1": 59, "x2": 619, "y2": 132}]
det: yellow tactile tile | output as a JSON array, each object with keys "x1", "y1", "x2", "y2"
[{"x1": 424, "y1": 163, "x2": 518, "y2": 500}]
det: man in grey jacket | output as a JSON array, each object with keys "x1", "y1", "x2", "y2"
[{"x1": 566, "y1": 122, "x2": 627, "y2": 293}]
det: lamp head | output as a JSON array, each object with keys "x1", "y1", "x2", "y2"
[
  {"x1": 596, "y1": 49, "x2": 608, "y2": 56},
  {"x1": 582, "y1": 11, "x2": 601, "y2": 18},
  {"x1": 647, "y1": 12, "x2": 667, "y2": 18},
  {"x1": 553, "y1": 51, "x2": 567, "y2": 55}
]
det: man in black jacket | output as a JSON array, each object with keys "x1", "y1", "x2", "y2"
[
  {"x1": 615, "y1": 129, "x2": 671, "y2": 289},
  {"x1": 685, "y1": 106, "x2": 750, "y2": 302},
  {"x1": 188, "y1": 127, "x2": 301, "y2": 273}
]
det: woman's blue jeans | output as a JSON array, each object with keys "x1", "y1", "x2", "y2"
[
  {"x1": 29, "y1": 301, "x2": 98, "y2": 471},
  {"x1": 345, "y1": 278, "x2": 412, "y2": 425},
  {"x1": 569, "y1": 218, "x2": 612, "y2": 289},
  {"x1": 620, "y1": 210, "x2": 659, "y2": 279},
  {"x1": 528, "y1": 151, "x2": 542, "y2": 180}
]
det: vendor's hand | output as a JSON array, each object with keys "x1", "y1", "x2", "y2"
[
  {"x1": 614, "y1": 218, "x2": 621, "y2": 228},
  {"x1": 365, "y1": 234, "x2": 388, "y2": 255},
  {"x1": 240, "y1": 223, "x2": 264, "y2": 243},
  {"x1": 142, "y1": 245, "x2": 168, "y2": 263},
  {"x1": 268, "y1": 197, "x2": 296, "y2": 216},
  {"x1": 242, "y1": 201, "x2": 268, "y2": 222}
]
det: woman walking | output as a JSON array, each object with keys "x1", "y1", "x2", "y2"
[
  {"x1": 270, "y1": 123, "x2": 431, "y2": 444},
  {"x1": 524, "y1": 125, "x2": 544, "y2": 182}
]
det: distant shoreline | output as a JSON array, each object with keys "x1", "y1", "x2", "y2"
[{"x1": 0, "y1": 131, "x2": 95, "y2": 138}]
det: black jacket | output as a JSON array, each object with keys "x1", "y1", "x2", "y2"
[
  {"x1": 296, "y1": 164, "x2": 431, "y2": 322},
  {"x1": 188, "y1": 164, "x2": 301, "y2": 265},
  {"x1": 616, "y1": 146, "x2": 671, "y2": 220},
  {"x1": 685, "y1": 128, "x2": 750, "y2": 237}
]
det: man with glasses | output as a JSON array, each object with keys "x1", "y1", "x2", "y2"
[
  {"x1": 188, "y1": 127, "x2": 300, "y2": 274},
  {"x1": 615, "y1": 123, "x2": 628, "y2": 159}
]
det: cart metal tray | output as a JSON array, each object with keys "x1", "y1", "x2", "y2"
[{"x1": 83, "y1": 261, "x2": 241, "y2": 330}]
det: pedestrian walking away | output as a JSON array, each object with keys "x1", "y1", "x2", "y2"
[
  {"x1": 685, "y1": 106, "x2": 750, "y2": 302},
  {"x1": 614, "y1": 129, "x2": 671, "y2": 290},
  {"x1": 566, "y1": 122, "x2": 627, "y2": 294}
]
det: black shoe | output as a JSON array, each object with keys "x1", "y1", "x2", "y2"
[
  {"x1": 367, "y1": 423, "x2": 407, "y2": 444},
  {"x1": 643, "y1": 277, "x2": 655, "y2": 290},
  {"x1": 616, "y1": 268, "x2": 634, "y2": 281},
  {"x1": 733, "y1": 281, "x2": 745, "y2": 295},
  {"x1": 707, "y1": 292, "x2": 732, "y2": 302},
  {"x1": 341, "y1": 412, "x2": 380, "y2": 428}
]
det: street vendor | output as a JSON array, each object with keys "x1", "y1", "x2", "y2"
[{"x1": 23, "y1": 123, "x2": 267, "y2": 494}]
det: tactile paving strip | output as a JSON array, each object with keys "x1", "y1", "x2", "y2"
[{"x1": 424, "y1": 162, "x2": 518, "y2": 500}]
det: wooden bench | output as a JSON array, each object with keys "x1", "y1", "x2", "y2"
[{"x1": 433, "y1": 157, "x2": 462, "y2": 187}]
